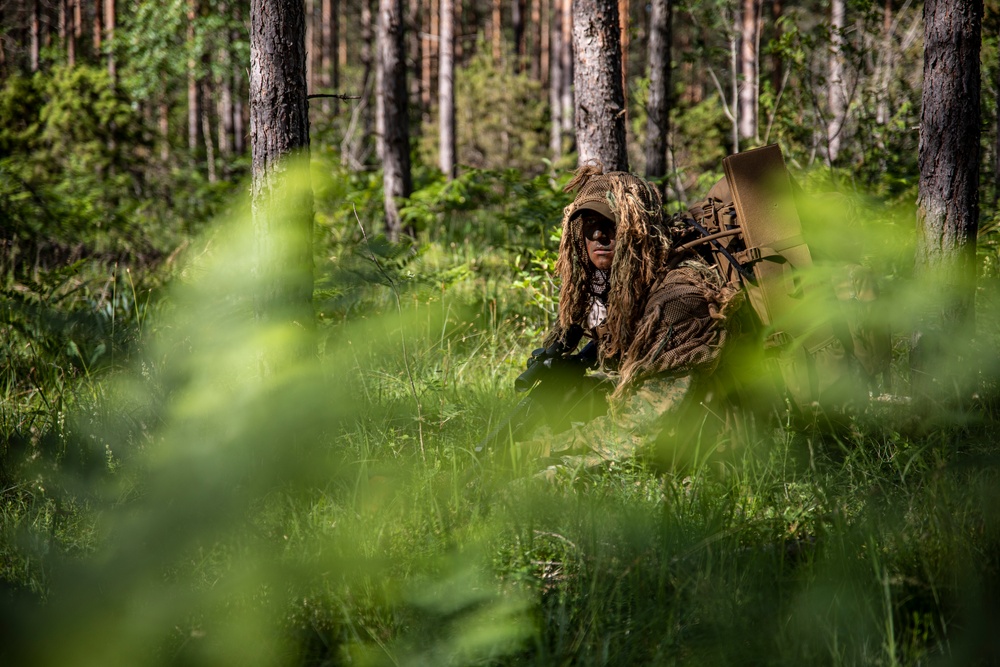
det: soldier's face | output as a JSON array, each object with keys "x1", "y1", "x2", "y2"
[{"x1": 582, "y1": 215, "x2": 616, "y2": 271}]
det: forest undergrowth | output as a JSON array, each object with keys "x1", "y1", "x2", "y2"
[{"x1": 3, "y1": 164, "x2": 1000, "y2": 667}]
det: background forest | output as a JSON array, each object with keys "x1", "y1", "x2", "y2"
[{"x1": 3, "y1": 0, "x2": 1000, "y2": 665}]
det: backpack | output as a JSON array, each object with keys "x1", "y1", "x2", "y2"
[{"x1": 673, "y1": 144, "x2": 890, "y2": 413}]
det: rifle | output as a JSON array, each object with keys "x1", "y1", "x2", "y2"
[{"x1": 475, "y1": 336, "x2": 603, "y2": 454}]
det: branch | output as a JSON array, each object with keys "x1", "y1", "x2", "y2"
[{"x1": 307, "y1": 93, "x2": 362, "y2": 100}]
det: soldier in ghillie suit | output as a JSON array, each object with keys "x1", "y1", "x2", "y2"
[{"x1": 523, "y1": 166, "x2": 743, "y2": 476}]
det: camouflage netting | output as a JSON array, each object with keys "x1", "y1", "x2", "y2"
[{"x1": 548, "y1": 165, "x2": 741, "y2": 397}]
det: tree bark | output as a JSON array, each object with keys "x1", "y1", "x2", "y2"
[
  {"x1": 827, "y1": 0, "x2": 847, "y2": 163},
  {"x1": 218, "y1": 4, "x2": 235, "y2": 162},
  {"x1": 913, "y1": 0, "x2": 982, "y2": 387},
  {"x1": 232, "y1": 0, "x2": 246, "y2": 156},
  {"x1": 572, "y1": 0, "x2": 627, "y2": 170},
  {"x1": 738, "y1": 0, "x2": 757, "y2": 141},
  {"x1": 513, "y1": 0, "x2": 526, "y2": 70},
  {"x1": 321, "y1": 0, "x2": 334, "y2": 111},
  {"x1": 187, "y1": 0, "x2": 203, "y2": 158},
  {"x1": 30, "y1": 0, "x2": 40, "y2": 71},
  {"x1": 104, "y1": 0, "x2": 115, "y2": 81},
  {"x1": 305, "y1": 0, "x2": 314, "y2": 89},
  {"x1": 532, "y1": 0, "x2": 544, "y2": 82},
  {"x1": 618, "y1": 0, "x2": 628, "y2": 114},
  {"x1": 549, "y1": 0, "x2": 563, "y2": 157},
  {"x1": 92, "y1": 0, "x2": 102, "y2": 55},
  {"x1": 644, "y1": 0, "x2": 671, "y2": 183},
  {"x1": 492, "y1": 0, "x2": 502, "y2": 63},
  {"x1": 376, "y1": 0, "x2": 412, "y2": 241},
  {"x1": 407, "y1": 0, "x2": 422, "y2": 123},
  {"x1": 559, "y1": 0, "x2": 573, "y2": 149},
  {"x1": 439, "y1": 0, "x2": 455, "y2": 178},
  {"x1": 249, "y1": 0, "x2": 314, "y2": 330}
]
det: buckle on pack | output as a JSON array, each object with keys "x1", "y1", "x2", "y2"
[{"x1": 765, "y1": 331, "x2": 792, "y2": 350}]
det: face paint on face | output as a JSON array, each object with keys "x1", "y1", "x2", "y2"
[{"x1": 581, "y1": 214, "x2": 616, "y2": 271}]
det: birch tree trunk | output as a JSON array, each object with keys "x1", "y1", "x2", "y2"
[
  {"x1": 572, "y1": 0, "x2": 627, "y2": 171},
  {"x1": 439, "y1": 0, "x2": 455, "y2": 179},
  {"x1": 738, "y1": 0, "x2": 757, "y2": 141},
  {"x1": 376, "y1": 0, "x2": 413, "y2": 241},
  {"x1": 827, "y1": 0, "x2": 847, "y2": 163},
  {"x1": 644, "y1": 0, "x2": 671, "y2": 183}
]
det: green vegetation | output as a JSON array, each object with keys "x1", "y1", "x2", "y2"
[
  {"x1": 4, "y1": 6, "x2": 1000, "y2": 664},
  {"x1": 3, "y1": 152, "x2": 1000, "y2": 665}
]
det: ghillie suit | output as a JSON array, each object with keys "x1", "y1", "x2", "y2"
[
  {"x1": 546, "y1": 165, "x2": 741, "y2": 397},
  {"x1": 522, "y1": 167, "x2": 743, "y2": 477}
]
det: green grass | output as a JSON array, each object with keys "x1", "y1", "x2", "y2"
[{"x1": 3, "y1": 171, "x2": 1000, "y2": 666}]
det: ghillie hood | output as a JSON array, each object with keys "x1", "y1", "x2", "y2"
[{"x1": 552, "y1": 165, "x2": 672, "y2": 363}]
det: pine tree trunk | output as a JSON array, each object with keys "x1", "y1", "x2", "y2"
[
  {"x1": 549, "y1": 0, "x2": 563, "y2": 158},
  {"x1": 916, "y1": 0, "x2": 982, "y2": 288},
  {"x1": 407, "y1": 0, "x2": 422, "y2": 126},
  {"x1": 249, "y1": 0, "x2": 314, "y2": 331},
  {"x1": 439, "y1": 0, "x2": 455, "y2": 178},
  {"x1": 490, "y1": 0, "x2": 503, "y2": 67},
  {"x1": 218, "y1": 3, "x2": 235, "y2": 162},
  {"x1": 738, "y1": 0, "x2": 757, "y2": 141},
  {"x1": 376, "y1": 0, "x2": 412, "y2": 241},
  {"x1": 421, "y1": 0, "x2": 434, "y2": 116},
  {"x1": 512, "y1": 0, "x2": 525, "y2": 70},
  {"x1": 201, "y1": 76, "x2": 217, "y2": 182},
  {"x1": 321, "y1": 0, "x2": 333, "y2": 111},
  {"x1": 92, "y1": 0, "x2": 102, "y2": 57},
  {"x1": 549, "y1": 0, "x2": 563, "y2": 162},
  {"x1": 644, "y1": 0, "x2": 670, "y2": 182},
  {"x1": 73, "y1": 0, "x2": 81, "y2": 51},
  {"x1": 559, "y1": 0, "x2": 573, "y2": 148},
  {"x1": 912, "y1": 0, "x2": 982, "y2": 386},
  {"x1": 618, "y1": 0, "x2": 628, "y2": 114},
  {"x1": 159, "y1": 90, "x2": 170, "y2": 163},
  {"x1": 827, "y1": 0, "x2": 846, "y2": 163},
  {"x1": 104, "y1": 0, "x2": 114, "y2": 81},
  {"x1": 305, "y1": 0, "x2": 314, "y2": 89},
  {"x1": 187, "y1": 0, "x2": 203, "y2": 158},
  {"x1": 232, "y1": 0, "x2": 246, "y2": 156},
  {"x1": 572, "y1": 0, "x2": 627, "y2": 170},
  {"x1": 531, "y1": 0, "x2": 543, "y2": 82},
  {"x1": 29, "y1": 0, "x2": 40, "y2": 71}
]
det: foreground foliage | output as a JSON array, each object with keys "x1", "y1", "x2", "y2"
[{"x1": 3, "y1": 165, "x2": 1000, "y2": 667}]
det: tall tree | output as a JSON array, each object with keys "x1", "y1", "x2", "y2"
[
  {"x1": 104, "y1": 0, "x2": 115, "y2": 81},
  {"x1": 827, "y1": 0, "x2": 847, "y2": 162},
  {"x1": 738, "y1": 0, "x2": 758, "y2": 142},
  {"x1": 31, "y1": 0, "x2": 41, "y2": 71},
  {"x1": 512, "y1": 0, "x2": 526, "y2": 69},
  {"x1": 376, "y1": 0, "x2": 412, "y2": 240},
  {"x1": 549, "y1": 0, "x2": 564, "y2": 157},
  {"x1": 644, "y1": 0, "x2": 671, "y2": 183},
  {"x1": 439, "y1": 0, "x2": 455, "y2": 178},
  {"x1": 249, "y1": 0, "x2": 314, "y2": 329},
  {"x1": 913, "y1": 0, "x2": 982, "y2": 385},
  {"x1": 559, "y1": 0, "x2": 573, "y2": 149},
  {"x1": 187, "y1": 0, "x2": 204, "y2": 161},
  {"x1": 572, "y1": 0, "x2": 627, "y2": 170}
]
